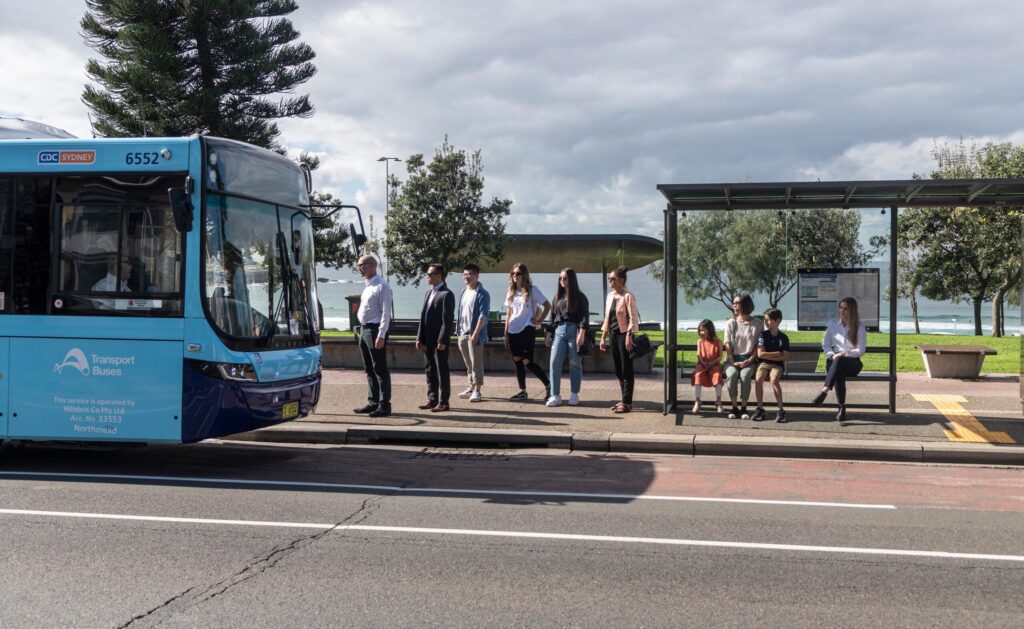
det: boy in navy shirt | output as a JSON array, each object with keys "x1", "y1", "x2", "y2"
[{"x1": 753, "y1": 308, "x2": 790, "y2": 422}]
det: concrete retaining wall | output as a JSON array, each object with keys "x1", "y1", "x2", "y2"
[{"x1": 321, "y1": 337, "x2": 659, "y2": 373}]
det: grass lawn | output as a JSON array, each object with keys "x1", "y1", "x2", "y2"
[{"x1": 322, "y1": 329, "x2": 1020, "y2": 373}]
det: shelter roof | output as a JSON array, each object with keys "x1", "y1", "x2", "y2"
[
  {"x1": 657, "y1": 178, "x2": 1024, "y2": 210},
  {"x1": 477, "y1": 234, "x2": 663, "y2": 274}
]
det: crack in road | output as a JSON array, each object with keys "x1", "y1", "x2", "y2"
[{"x1": 118, "y1": 491, "x2": 395, "y2": 628}]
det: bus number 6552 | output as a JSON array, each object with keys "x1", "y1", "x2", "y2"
[{"x1": 125, "y1": 151, "x2": 159, "y2": 165}]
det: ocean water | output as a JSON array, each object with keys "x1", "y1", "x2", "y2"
[{"x1": 317, "y1": 265, "x2": 1022, "y2": 337}]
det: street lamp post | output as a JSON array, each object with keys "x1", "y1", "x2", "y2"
[{"x1": 376, "y1": 156, "x2": 400, "y2": 280}]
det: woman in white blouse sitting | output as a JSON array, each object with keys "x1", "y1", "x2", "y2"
[{"x1": 812, "y1": 297, "x2": 867, "y2": 422}]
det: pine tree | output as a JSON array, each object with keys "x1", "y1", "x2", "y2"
[{"x1": 81, "y1": 0, "x2": 316, "y2": 149}]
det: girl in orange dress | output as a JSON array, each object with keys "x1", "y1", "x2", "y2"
[{"x1": 691, "y1": 319, "x2": 723, "y2": 413}]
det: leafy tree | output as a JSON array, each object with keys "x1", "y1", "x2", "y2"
[
  {"x1": 902, "y1": 140, "x2": 1024, "y2": 336},
  {"x1": 385, "y1": 137, "x2": 511, "y2": 286},
  {"x1": 81, "y1": 0, "x2": 316, "y2": 149},
  {"x1": 651, "y1": 212, "x2": 737, "y2": 313},
  {"x1": 887, "y1": 242, "x2": 924, "y2": 334},
  {"x1": 654, "y1": 209, "x2": 879, "y2": 312}
]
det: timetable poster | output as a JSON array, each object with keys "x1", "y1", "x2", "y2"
[{"x1": 797, "y1": 268, "x2": 880, "y2": 331}]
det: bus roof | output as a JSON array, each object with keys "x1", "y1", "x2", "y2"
[
  {"x1": 0, "y1": 117, "x2": 76, "y2": 140},
  {"x1": 0, "y1": 136, "x2": 196, "y2": 173}
]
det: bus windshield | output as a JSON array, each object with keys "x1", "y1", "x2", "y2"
[{"x1": 204, "y1": 193, "x2": 317, "y2": 345}]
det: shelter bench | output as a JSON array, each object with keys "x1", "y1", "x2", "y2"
[
  {"x1": 676, "y1": 343, "x2": 895, "y2": 412},
  {"x1": 915, "y1": 344, "x2": 997, "y2": 379}
]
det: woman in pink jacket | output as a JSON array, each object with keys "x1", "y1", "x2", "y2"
[{"x1": 599, "y1": 266, "x2": 640, "y2": 413}]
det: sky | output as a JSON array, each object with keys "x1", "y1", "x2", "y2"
[{"x1": 3, "y1": 0, "x2": 1024, "y2": 242}]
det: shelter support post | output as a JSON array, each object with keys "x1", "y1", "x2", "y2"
[
  {"x1": 664, "y1": 205, "x2": 678, "y2": 416},
  {"x1": 889, "y1": 206, "x2": 898, "y2": 413}
]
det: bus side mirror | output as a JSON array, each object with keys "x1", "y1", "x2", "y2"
[
  {"x1": 348, "y1": 223, "x2": 367, "y2": 255},
  {"x1": 168, "y1": 188, "x2": 194, "y2": 232},
  {"x1": 300, "y1": 163, "x2": 313, "y2": 194}
]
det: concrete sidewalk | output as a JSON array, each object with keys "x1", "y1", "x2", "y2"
[{"x1": 233, "y1": 368, "x2": 1024, "y2": 465}]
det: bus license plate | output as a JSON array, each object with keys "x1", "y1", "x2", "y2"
[{"x1": 282, "y1": 401, "x2": 299, "y2": 419}]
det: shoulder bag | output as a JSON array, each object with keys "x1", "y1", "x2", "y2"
[{"x1": 627, "y1": 296, "x2": 655, "y2": 359}]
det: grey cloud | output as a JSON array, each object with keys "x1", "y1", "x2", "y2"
[{"x1": 8, "y1": 0, "x2": 1024, "y2": 237}]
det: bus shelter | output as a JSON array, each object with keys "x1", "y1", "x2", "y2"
[
  {"x1": 476, "y1": 233, "x2": 663, "y2": 301},
  {"x1": 657, "y1": 179, "x2": 1024, "y2": 416}
]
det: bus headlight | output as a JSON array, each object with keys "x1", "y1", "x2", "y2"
[{"x1": 191, "y1": 360, "x2": 258, "y2": 382}]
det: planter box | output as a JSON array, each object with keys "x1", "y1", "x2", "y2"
[{"x1": 916, "y1": 344, "x2": 997, "y2": 379}]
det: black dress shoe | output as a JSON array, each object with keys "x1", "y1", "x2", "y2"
[
  {"x1": 836, "y1": 406, "x2": 847, "y2": 422},
  {"x1": 354, "y1": 404, "x2": 377, "y2": 414},
  {"x1": 811, "y1": 391, "x2": 827, "y2": 406},
  {"x1": 368, "y1": 406, "x2": 391, "y2": 418}
]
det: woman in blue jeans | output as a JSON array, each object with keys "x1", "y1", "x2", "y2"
[{"x1": 546, "y1": 268, "x2": 590, "y2": 407}]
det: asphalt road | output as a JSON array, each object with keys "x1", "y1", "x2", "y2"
[{"x1": 1, "y1": 441, "x2": 1022, "y2": 627}]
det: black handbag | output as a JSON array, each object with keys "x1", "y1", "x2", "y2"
[
  {"x1": 626, "y1": 301, "x2": 655, "y2": 359},
  {"x1": 577, "y1": 328, "x2": 597, "y2": 356},
  {"x1": 628, "y1": 333, "x2": 654, "y2": 359}
]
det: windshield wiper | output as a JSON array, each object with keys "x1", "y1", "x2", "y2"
[{"x1": 274, "y1": 228, "x2": 316, "y2": 346}]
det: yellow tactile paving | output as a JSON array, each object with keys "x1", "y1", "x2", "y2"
[
  {"x1": 913, "y1": 394, "x2": 1015, "y2": 444},
  {"x1": 911, "y1": 394, "x2": 969, "y2": 404}
]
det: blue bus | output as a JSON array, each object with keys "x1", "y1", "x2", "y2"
[{"x1": 0, "y1": 130, "x2": 362, "y2": 443}]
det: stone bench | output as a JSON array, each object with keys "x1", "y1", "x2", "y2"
[{"x1": 916, "y1": 344, "x2": 997, "y2": 379}]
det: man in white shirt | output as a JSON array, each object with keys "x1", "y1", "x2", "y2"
[
  {"x1": 92, "y1": 258, "x2": 132, "y2": 292},
  {"x1": 354, "y1": 255, "x2": 393, "y2": 418},
  {"x1": 91, "y1": 257, "x2": 132, "y2": 309}
]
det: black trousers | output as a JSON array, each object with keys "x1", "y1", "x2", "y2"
[
  {"x1": 358, "y1": 324, "x2": 390, "y2": 409},
  {"x1": 611, "y1": 332, "x2": 634, "y2": 405},
  {"x1": 824, "y1": 356, "x2": 862, "y2": 405},
  {"x1": 424, "y1": 345, "x2": 451, "y2": 405}
]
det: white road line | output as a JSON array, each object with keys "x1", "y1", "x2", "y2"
[
  {"x1": 1, "y1": 508, "x2": 1020, "y2": 563},
  {"x1": 0, "y1": 471, "x2": 896, "y2": 510}
]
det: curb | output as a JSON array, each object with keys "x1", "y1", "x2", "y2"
[{"x1": 230, "y1": 423, "x2": 1024, "y2": 466}]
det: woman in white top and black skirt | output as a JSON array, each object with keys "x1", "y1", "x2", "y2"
[
  {"x1": 812, "y1": 297, "x2": 867, "y2": 421},
  {"x1": 503, "y1": 263, "x2": 552, "y2": 401}
]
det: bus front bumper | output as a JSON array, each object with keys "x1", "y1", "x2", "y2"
[{"x1": 181, "y1": 362, "x2": 321, "y2": 442}]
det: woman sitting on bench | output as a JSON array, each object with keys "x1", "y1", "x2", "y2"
[{"x1": 812, "y1": 297, "x2": 867, "y2": 422}]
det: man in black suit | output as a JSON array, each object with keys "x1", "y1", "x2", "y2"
[{"x1": 416, "y1": 263, "x2": 456, "y2": 412}]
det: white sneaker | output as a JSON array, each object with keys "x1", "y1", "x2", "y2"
[
  {"x1": 469, "y1": 390, "x2": 482, "y2": 402},
  {"x1": 457, "y1": 388, "x2": 474, "y2": 399},
  {"x1": 568, "y1": 393, "x2": 580, "y2": 406},
  {"x1": 545, "y1": 395, "x2": 562, "y2": 407}
]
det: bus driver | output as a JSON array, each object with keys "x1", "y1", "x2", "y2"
[{"x1": 93, "y1": 257, "x2": 132, "y2": 292}]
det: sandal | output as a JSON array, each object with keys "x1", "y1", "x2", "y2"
[
  {"x1": 610, "y1": 403, "x2": 623, "y2": 411},
  {"x1": 614, "y1": 404, "x2": 631, "y2": 413}
]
